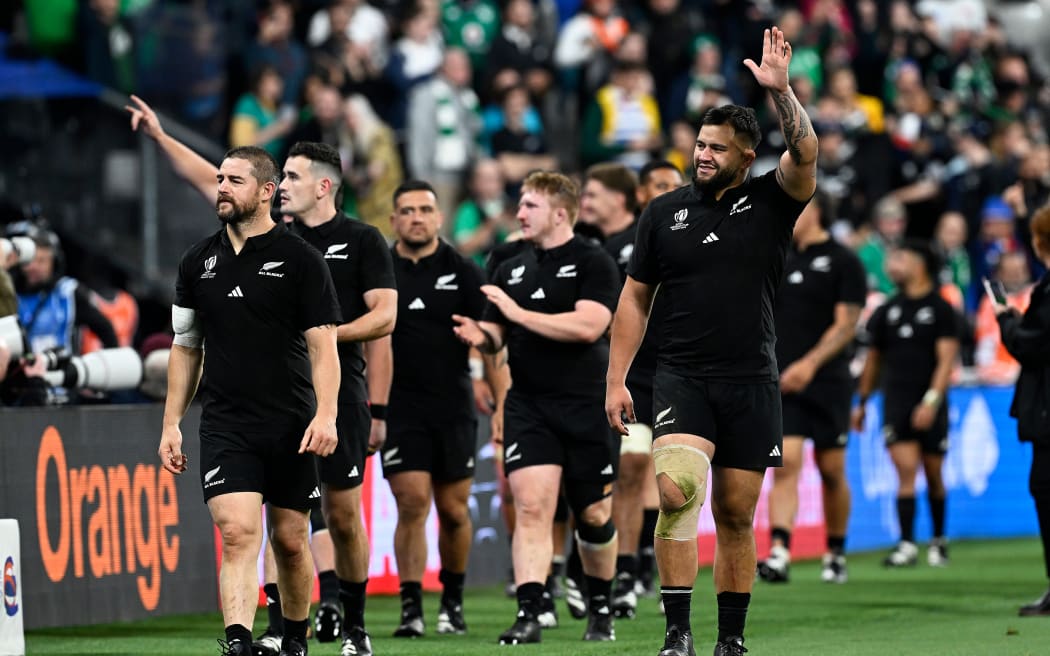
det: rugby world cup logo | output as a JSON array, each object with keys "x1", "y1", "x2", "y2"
[
  {"x1": 670, "y1": 208, "x2": 690, "y2": 231},
  {"x1": 3, "y1": 556, "x2": 16, "y2": 616}
]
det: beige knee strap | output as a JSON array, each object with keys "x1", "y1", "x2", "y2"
[{"x1": 653, "y1": 445, "x2": 711, "y2": 541}]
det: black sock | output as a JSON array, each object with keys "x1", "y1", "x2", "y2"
[
  {"x1": 439, "y1": 569, "x2": 465, "y2": 607},
  {"x1": 1035, "y1": 494, "x2": 1050, "y2": 580},
  {"x1": 929, "y1": 493, "x2": 946, "y2": 538},
  {"x1": 661, "y1": 586, "x2": 692, "y2": 633},
  {"x1": 263, "y1": 583, "x2": 283, "y2": 634},
  {"x1": 616, "y1": 554, "x2": 638, "y2": 580},
  {"x1": 550, "y1": 555, "x2": 566, "y2": 578},
  {"x1": 716, "y1": 591, "x2": 751, "y2": 641},
  {"x1": 640, "y1": 508, "x2": 659, "y2": 552},
  {"x1": 771, "y1": 526, "x2": 792, "y2": 550},
  {"x1": 224, "y1": 624, "x2": 252, "y2": 647},
  {"x1": 827, "y1": 535, "x2": 846, "y2": 555},
  {"x1": 585, "y1": 575, "x2": 612, "y2": 613},
  {"x1": 318, "y1": 569, "x2": 339, "y2": 605},
  {"x1": 339, "y1": 579, "x2": 368, "y2": 630},
  {"x1": 516, "y1": 581, "x2": 545, "y2": 619},
  {"x1": 897, "y1": 496, "x2": 916, "y2": 543},
  {"x1": 400, "y1": 580, "x2": 423, "y2": 613},
  {"x1": 283, "y1": 617, "x2": 308, "y2": 645}
]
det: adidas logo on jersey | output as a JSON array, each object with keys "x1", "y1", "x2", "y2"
[
  {"x1": 408, "y1": 297, "x2": 426, "y2": 310},
  {"x1": 769, "y1": 445, "x2": 781, "y2": 457},
  {"x1": 309, "y1": 487, "x2": 322, "y2": 499},
  {"x1": 702, "y1": 232, "x2": 720, "y2": 244},
  {"x1": 600, "y1": 464, "x2": 614, "y2": 475},
  {"x1": 348, "y1": 465, "x2": 359, "y2": 478},
  {"x1": 435, "y1": 273, "x2": 459, "y2": 290},
  {"x1": 530, "y1": 287, "x2": 546, "y2": 299},
  {"x1": 227, "y1": 286, "x2": 244, "y2": 298}
]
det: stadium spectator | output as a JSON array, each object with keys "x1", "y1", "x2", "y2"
[
  {"x1": 994, "y1": 204, "x2": 1050, "y2": 617},
  {"x1": 78, "y1": 0, "x2": 134, "y2": 93},
  {"x1": 554, "y1": 0, "x2": 629, "y2": 103},
  {"x1": 490, "y1": 84, "x2": 558, "y2": 198},
  {"x1": 282, "y1": 84, "x2": 344, "y2": 158},
  {"x1": 857, "y1": 196, "x2": 907, "y2": 295},
  {"x1": 406, "y1": 48, "x2": 483, "y2": 219},
  {"x1": 484, "y1": 0, "x2": 554, "y2": 101},
  {"x1": 441, "y1": 0, "x2": 500, "y2": 80},
  {"x1": 975, "y1": 251, "x2": 1033, "y2": 385},
  {"x1": 975, "y1": 196, "x2": 1021, "y2": 284},
  {"x1": 340, "y1": 94, "x2": 404, "y2": 239},
  {"x1": 579, "y1": 58, "x2": 662, "y2": 170},
  {"x1": 228, "y1": 65, "x2": 295, "y2": 158},
  {"x1": 243, "y1": 0, "x2": 307, "y2": 109},
  {"x1": 384, "y1": 1, "x2": 445, "y2": 134},
  {"x1": 306, "y1": 0, "x2": 390, "y2": 73},
  {"x1": 452, "y1": 159, "x2": 516, "y2": 265},
  {"x1": 933, "y1": 211, "x2": 972, "y2": 306},
  {"x1": 853, "y1": 240, "x2": 960, "y2": 569},
  {"x1": 635, "y1": 0, "x2": 703, "y2": 127}
]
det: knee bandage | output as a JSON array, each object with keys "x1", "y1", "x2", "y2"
[
  {"x1": 575, "y1": 519, "x2": 617, "y2": 550},
  {"x1": 653, "y1": 444, "x2": 711, "y2": 541}
]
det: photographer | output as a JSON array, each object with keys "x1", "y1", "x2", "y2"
[
  {"x1": 9, "y1": 226, "x2": 118, "y2": 354},
  {"x1": 994, "y1": 205, "x2": 1050, "y2": 617}
]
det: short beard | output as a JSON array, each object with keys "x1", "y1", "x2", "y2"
[
  {"x1": 693, "y1": 165, "x2": 739, "y2": 194},
  {"x1": 216, "y1": 199, "x2": 259, "y2": 226},
  {"x1": 400, "y1": 234, "x2": 436, "y2": 251}
]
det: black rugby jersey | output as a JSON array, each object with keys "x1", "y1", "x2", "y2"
[
  {"x1": 174, "y1": 221, "x2": 342, "y2": 430},
  {"x1": 604, "y1": 221, "x2": 662, "y2": 387},
  {"x1": 627, "y1": 169, "x2": 809, "y2": 381},
  {"x1": 390, "y1": 240, "x2": 485, "y2": 416},
  {"x1": 292, "y1": 214, "x2": 396, "y2": 403},
  {"x1": 775, "y1": 238, "x2": 867, "y2": 385},
  {"x1": 866, "y1": 290, "x2": 957, "y2": 406},
  {"x1": 484, "y1": 235, "x2": 620, "y2": 398}
]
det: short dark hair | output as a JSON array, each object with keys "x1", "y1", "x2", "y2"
[
  {"x1": 288, "y1": 141, "x2": 342, "y2": 172},
  {"x1": 700, "y1": 104, "x2": 762, "y2": 149},
  {"x1": 897, "y1": 237, "x2": 941, "y2": 280},
  {"x1": 224, "y1": 146, "x2": 280, "y2": 186},
  {"x1": 638, "y1": 160, "x2": 682, "y2": 185},
  {"x1": 392, "y1": 179, "x2": 438, "y2": 206},
  {"x1": 585, "y1": 163, "x2": 638, "y2": 213}
]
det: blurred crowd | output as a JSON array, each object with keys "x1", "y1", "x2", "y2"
[{"x1": 4, "y1": 0, "x2": 1050, "y2": 400}]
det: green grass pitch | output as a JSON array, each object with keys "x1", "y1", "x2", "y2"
[{"x1": 26, "y1": 539, "x2": 1050, "y2": 655}]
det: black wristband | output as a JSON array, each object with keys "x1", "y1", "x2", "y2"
[{"x1": 369, "y1": 403, "x2": 387, "y2": 420}]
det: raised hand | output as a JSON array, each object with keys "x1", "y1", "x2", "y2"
[
  {"x1": 125, "y1": 94, "x2": 166, "y2": 141},
  {"x1": 743, "y1": 27, "x2": 792, "y2": 94}
]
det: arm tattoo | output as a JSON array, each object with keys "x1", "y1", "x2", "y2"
[{"x1": 771, "y1": 89, "x2": 813, "y2": 166}]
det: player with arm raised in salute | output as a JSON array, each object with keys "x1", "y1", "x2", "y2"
[{"x1": 606, "y1": 26, "x2": 818, "y2": 656}]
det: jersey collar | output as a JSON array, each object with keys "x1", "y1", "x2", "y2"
[
  {"x1": 220, "y1": 219, "x2": 286, "y2": 253},
  {"x1": 296, "y1": 212, "x2": 344, "y2": 239},
  {"x1": 534, "y1": 235, "x2": 577, "y2": 261}
]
